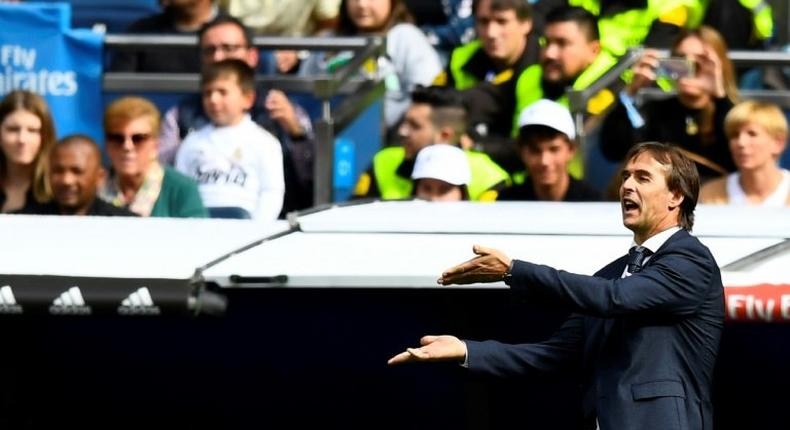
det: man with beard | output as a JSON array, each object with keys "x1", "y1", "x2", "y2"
[{"x1": 516, "y1": 7, "x2": 617, "y2": 119}]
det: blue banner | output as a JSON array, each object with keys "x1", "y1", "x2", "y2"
[{"x1": 0, "y1": 3, "x2": 103, "y2": 142}]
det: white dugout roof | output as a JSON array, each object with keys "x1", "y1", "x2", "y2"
[{"x1": 2, "y1": 201, "x2": 788, "y2": 288}]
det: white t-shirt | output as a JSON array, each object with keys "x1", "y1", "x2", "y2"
[
  {"x1": 175, "y1": 115, "x2": 285, "y2": 220},
  {"x1": 726, "y1": 169, "x2": 790, "y2": 207}
]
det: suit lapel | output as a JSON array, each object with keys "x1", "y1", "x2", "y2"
[
  {"x1": 599, "y1": 230, "x2": 688, "y2": 342},
  {"x1": 643, "y1": 229, "x2": 688, "y2": 270}
]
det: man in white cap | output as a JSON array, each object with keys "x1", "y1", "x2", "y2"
[
  {"x1": 498, "y1": 99, "x2": 601, "y2": 201},
  {"x1": 411, "y1": 144, "x2": 471, "y2": 201}
]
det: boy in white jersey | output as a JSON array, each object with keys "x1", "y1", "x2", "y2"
[{"x1": 176, "y1": 59, "x2": 285, "y2": 220}]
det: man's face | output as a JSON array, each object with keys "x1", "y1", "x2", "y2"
[
  {"x1": 398, "y1": 104, "x2": 436, "y2": 159},
  {"x1": 619, "y1": 152, "x2": 683, "y2": 241},
  {"x1": 541, "y1": 21, "x2": 599, "y2": 83},
  {"x1": 200, "y1": 23, "x2": 258, "y2": 67},
  {"x1": 105, "y1": 117, "x2": 158, "y2": 181},
  {"x1": 474, "y1": 0, "x2": 531, "y2": 66},
  {"x1": 415, "y1": 178, "x2": 464, "y2": 201},
  {"x1": 202, "y1": 76, "x2": 255, "y2": 127},
  {"x1": 50, "y1": 143, "x2": 105, "y2": 214},
  {"x1": 520, "y1": 135, "x2": 575, "y2": 188}
]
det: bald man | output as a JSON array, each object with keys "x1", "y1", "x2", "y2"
[{"x1": 17, "y1": 135, "x2": 135, "y2": 216}]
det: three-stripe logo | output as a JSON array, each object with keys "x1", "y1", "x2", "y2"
[
  {"x1": 118, "y1": 287, "x2": 161, "y2": 315},
  {"x1": 0, "y1": 285, "x2": 22, "y2": 314},
  {"x1": 49, "y1": 286, "x2": 91, "y2": 315}
]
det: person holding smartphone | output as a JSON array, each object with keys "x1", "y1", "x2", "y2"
[{"x1": 599, "y1": 25, "x2": 739, "y2": 182}]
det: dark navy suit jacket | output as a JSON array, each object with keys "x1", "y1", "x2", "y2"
[{"x1": 466, "y1": 229, "x2": 725, "y2": 430}]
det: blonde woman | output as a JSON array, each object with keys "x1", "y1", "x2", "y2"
[{"x1": 700, "y1": 100, "x2": 790, "y2": 206}]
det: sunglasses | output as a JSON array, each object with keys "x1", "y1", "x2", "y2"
[{"x1": 105, "y1": 133, "x2": 152, "y2": 146}]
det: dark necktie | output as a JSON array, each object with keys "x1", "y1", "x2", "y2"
[{"x1": 627, "y1": 246, "x2": 652, "y2": 274}]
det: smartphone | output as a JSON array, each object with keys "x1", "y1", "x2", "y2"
[{"x1": 656, "y1": 58, "x2": 695, "y2": 80}]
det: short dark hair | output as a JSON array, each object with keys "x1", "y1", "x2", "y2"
[
  {"x1": 545, "y1": 6, "x2": 599, "y2": 41},
  {"x1": 623, "y1": 142, "x2": 700, "y2": 231},
  {"x1": 198, "y1": 15, "x2": 254, "y2": 47},
  {"x1": 53, "y1": 134, "x2": 103, "y2": 165},
  {"x1": 411, "y1": 85, "x2": 464, "y2": 109},
  {"x1": 473, "y1": 0, "x2": 532, "y2": 20},
  {"x1": 201, "y1": 58, "x2": 256, "y2": 93},
  {"x1": 57, "y1": 133, "x2": 99, "y2": 148},
  {"x1": 411, "y1": 86, "x2": 467, "y2": 145}
]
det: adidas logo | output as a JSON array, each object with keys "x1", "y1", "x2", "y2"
[
  {"x1": 49, "y1": 286, "x2": 91, "y2": 315},
  {"x1": 118, "y1": 287, "x2": 161, "y2": 316},
  {"x1": 0, "y1": 285, "x2": 22, "y2": 314}
]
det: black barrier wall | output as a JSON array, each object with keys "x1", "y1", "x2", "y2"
[{"x1": 1, "y1": 287, "x2": 788, "y2": 429}]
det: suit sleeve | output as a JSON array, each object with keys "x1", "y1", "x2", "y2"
[
  {"x1": 508, "y1": 243, "x2": 714, "y2": 318},
  {"x1": 466, "y1": 314, "x2": 584, "y2": 378}
]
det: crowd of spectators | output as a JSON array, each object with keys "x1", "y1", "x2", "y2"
[{"x1": 1, "y1": 0, "x2": 788, "y2": 221}]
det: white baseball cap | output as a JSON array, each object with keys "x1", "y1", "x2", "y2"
[
  {"x1": 411, "y1": 144, "x2": 471, "y2": 186},
  {"x1": 517, "y1": 99, "x2": 576, "y2": 140}
]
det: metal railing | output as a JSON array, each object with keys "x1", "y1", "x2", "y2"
[{"x1": 103, "y1": 35, "x2": 386, "y2": 205}]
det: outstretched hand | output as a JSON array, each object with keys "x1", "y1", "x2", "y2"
[
  {"x1": 387, "y1": 335, "x2": 467, "y2": 365},
  {"x1": 438, "y1": 245, "x2": 512, "y2": 285}
]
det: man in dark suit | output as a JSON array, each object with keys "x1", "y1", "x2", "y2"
[{"x1": 389, "y1": 142, "x2": 725, "y2": 430}]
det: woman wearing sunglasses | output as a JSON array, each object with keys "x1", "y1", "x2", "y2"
[{"x1": 101, "y1": 97, "x2": 207, "y2": 218}]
